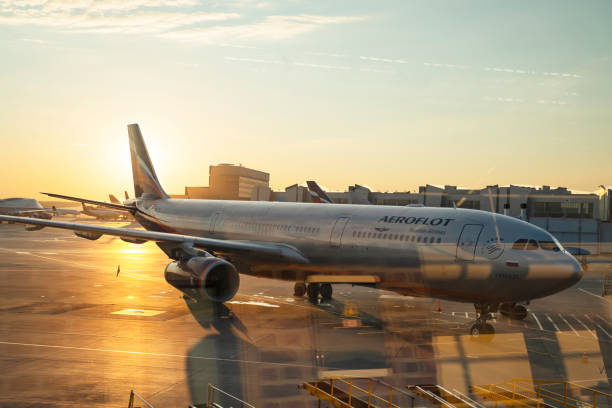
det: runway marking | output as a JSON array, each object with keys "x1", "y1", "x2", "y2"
[
  {"x1": 112, "y1": 309, "x2": 165, "y2": 317},
  {"x1": 572, "y1": 315, "x2": 597, "y2": 339},
  {"x1": 0, "y1": 340, "x2": 315, "y2": 368},
  {"x1": 584, "y1": 315, "x2": 612, "y2": 339},
  {"x1": 532, "y1": 313, "x2": 544, "y2": 331},
  {"x1": 227, "y1": 301, "x2": 279, "y2": 308},
  {"x1": 578, "y1": 288, "x2": 611, "y2": 303},
  {"x1": 545, "y1": 314, "x2": 560, "y2": 332},
  {"x1": 559, "y1": 313, "x2": 579, "y2": 336},
  {"x1": 15, "y1": 251, "x2": 31, "y2": 255},
  {"x1": 465, "y1": 312, "x2": 469, "y2": 319},
  {"x1": 452, "y1": 312, "x2": 455, "y2": 316}
]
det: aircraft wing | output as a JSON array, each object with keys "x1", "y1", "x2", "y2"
[
  {"x1": 41, "y1": 192, "x2": 133, "y2": 212},
  {"x1": 0, "y1": 215, "x2": 309, "y2": 264}
]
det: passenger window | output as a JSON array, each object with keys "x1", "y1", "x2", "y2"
[
  {"x1": 526, "y1": 239, "x2": 538, "y2": 250},
  {"x1": 512, "y1": 239, "x2": 528, "y2": 250},
  {"x1": 417, "y1": 236, "x2": 421, "y2": 243},
  {"x1": 539, "y1": 240, "x2": 560, "y2": 251}
]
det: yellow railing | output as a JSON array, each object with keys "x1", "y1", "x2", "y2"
[
  {"x1": 475, "y1": 379, "x2": 612, "y2": 408},
  {"x1": 304, "y1": 377, "x2": 405, "y2": 408},
  {"x1": 127, "y1": 390, "x2": 155, "y2": 408}
]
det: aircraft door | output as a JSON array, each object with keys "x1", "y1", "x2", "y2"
[
  {"x1": 209, "y1": 211, "x2": 222, "y2": 233},
  {"x1": 330, "y1": 217, "x2": 350, "y2": 247},
  {"x1": 456, "y1": 224, "x2": 483, "y2": 261}
]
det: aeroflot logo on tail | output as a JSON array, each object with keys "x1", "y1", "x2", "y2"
[{"x1": 378, "y1": 216, "x2": 454, "y2": 227}]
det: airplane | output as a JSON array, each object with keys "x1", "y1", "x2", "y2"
[
  {"x1": 50, "y1": 205, "x2": 81, "y2": 217},
  {"x1": 306, "y1": 181, "x2": 334, "y2": 204},
  {"x1": 0, "y1": 198, "x2": 53, "y2": 221},
  {"x1": 80, "y1": 199, "x2": 130, "y2": 221},
  {"x1": 109, "y1": 194, "x2": 122, "y2": 205},
  {"x1": 0, "y1": 123, "x2": 583, "y2": 336}
]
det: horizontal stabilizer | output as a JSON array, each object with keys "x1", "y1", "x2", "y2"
[{"x1": 42, "y1": 193, "x2": 134, "y2": 212}]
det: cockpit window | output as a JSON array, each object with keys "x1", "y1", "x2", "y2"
[
  {"x1": 539, "y1": 240, "x2": 561, "y2": 252},
  {"x1": 526, "y1": 239, "x2": 538, "y2": 250},
  {"x1": 512, "y1": 239, "x2": 527, "y2": 250}
]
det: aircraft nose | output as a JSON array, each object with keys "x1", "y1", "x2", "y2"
[{"x1": 568, "y1": 252, "x2": 583, "y2": 283}]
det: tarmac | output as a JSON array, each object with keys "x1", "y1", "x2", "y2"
[{"x1": 0, "y1": 218, "x2": 610, "y2": 407}]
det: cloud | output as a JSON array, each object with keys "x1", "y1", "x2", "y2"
[
  {"x1": 224, "y1": 56, "x2": 282, "y2": 64},
  {"x1": 22, "y1": 37, "x2": 48, "y2": 43},
  {"x1": 0, "y1": 0, "x2": 238, "y2": 34},
  {"x1": 159, "y1": 14, "x2": 368, "y2": 42},
  {"x1": 0, "y1": 2, "x2": 367, "y2": 42},
  {"x1": 293, "y1": 61, "x2": 350, "y2": 70}
]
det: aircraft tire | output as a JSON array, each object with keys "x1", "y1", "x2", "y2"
[
  {"x1": 320, "y1": 283, "x2": 332, "y2": 299},
  {"x1": 294, "y1": 282, "x2": 306, "y2": 297},
  {"x1": 511, "y1": 304, "x2": 528, "y2": 320},
  {"x1": 307, "y1": 283, "x2": 320, "y2": 301},
  {"x1": 470, "y1": 323, "x2": 495, "y2": 339},
  {"x1": 499, "y1": 303, "x2": 513, "y2": 316}
]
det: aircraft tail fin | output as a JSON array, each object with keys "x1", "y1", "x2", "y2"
[
  {"x1": 128, "y1": 124, "x2": 169, "y2": 200},
  {"x1": 124, "y1": 191, "x2": 130, "y2": 200},
  {"x1": 109, "y1": 194, "x2": 121, "y2": 204},
  {"x1": 306, "y1": 181, "x2": 334, "y2": 204}
]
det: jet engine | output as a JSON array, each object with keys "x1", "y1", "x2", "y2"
[{"x1": 164, "y1": 256, "x2": 240, "y2": 303}]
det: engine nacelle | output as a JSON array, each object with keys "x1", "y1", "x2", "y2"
[{"x1": 164, "y1": 256, "x2": 240, "y2": 303}]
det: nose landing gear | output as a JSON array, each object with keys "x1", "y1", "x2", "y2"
[{"x1": 470, "y1": 302, "x2": 498, "y2": 337}]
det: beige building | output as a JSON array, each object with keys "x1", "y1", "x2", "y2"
[{"x1": 184, "y1": 164, "x2": 269, "y2": 201}]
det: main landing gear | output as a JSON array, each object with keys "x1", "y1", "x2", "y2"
[
  {"x1": 294, "y1": 282, "x2": 332, "y2": 301},
  {"x1": 499, "y1": 303, "x2": 528, "y2": 320},
  {"x1": 470, "y1": 302, "x2": 497, "y2": 337}
]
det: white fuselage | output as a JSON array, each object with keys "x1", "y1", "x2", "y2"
[{"x1": 134, "y1": 198, "x2": 582, "y2": 304}]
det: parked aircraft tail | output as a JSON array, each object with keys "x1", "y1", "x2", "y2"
[
  {"x1": 109, "y1": 194, "x2": 121, "y2": 204},
  {"x1": 306, "y1": 181, "x2": 334, "y2": 204},
  {"x1": 128, "y1": 124, "x2": 169, "y2": 200}
]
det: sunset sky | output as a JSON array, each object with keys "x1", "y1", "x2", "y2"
[{"x1": 1, "y1": 0, "x2": 611, "y2": 200}]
